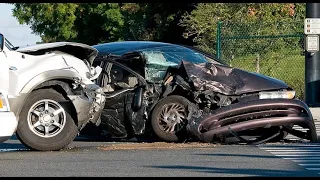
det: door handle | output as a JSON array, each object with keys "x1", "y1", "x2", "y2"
[{"x1": 9, "y1": 66, "x2": 17, "y2": 71}]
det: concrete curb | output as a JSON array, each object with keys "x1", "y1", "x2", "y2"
[{"x1": 310, "y1": 108, "x2": 320, "y2": 122}]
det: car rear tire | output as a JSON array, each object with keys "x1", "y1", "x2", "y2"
[
  {"x1": 16, "y1": 88, "x2": 78, "y2": 151},
  {"x1": 151, "y1": 95, "x2": 191, "y2": 142}
]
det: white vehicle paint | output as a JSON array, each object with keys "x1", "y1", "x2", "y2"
[
  {"x1": 0, "y1": 33, "x2": 105, "y2": 151},
  {"x1": 0, "y1": 90, "x2": 17, "y2": 143}
]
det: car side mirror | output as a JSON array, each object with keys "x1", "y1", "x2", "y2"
[
  {"x1": 0, "y1": 33, "x2": 4, "y2": 52},
  {"x1": 132, "y1": 86, "x2": 144, "y2": 112}
]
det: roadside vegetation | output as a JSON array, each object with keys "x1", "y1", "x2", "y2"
[{"x1": 230, "y1": 49, "x2": 305, "y2": 99}]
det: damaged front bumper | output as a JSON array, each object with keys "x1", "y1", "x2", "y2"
[
  {"x1": 187, "y1": 99, "x2": 318, "y2": 143},
  {"x1": 68, "y1": 81, "x2": 106, "y2": 131}
]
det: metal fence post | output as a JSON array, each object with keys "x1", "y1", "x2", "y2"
[
  {"x1": 305, "y1": 3, "x2": 320, "y2": 106},
  {"x1": 216, "y1": 21, "x2": 222, "y2": 59}
]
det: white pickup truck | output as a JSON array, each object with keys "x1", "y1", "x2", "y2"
[{"x1": 0, "y1": 33, "x2": 105, "y2": 151}]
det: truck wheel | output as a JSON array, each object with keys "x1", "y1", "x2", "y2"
[
  {"x1": 151, "y1": 95, "x2": 191, "y2": 142},
  {"x1": 16, "y1": 88, "x2": 78, "y2": 151}
]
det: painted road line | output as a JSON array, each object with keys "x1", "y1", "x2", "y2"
[
  {"x1": 269, "y1": 152, "x2": 320, "y2": 154},
  {"x1": 299, "y1": 164, "x2": 320, "y2": 166},
  {"x1": 265, "y1": 149, "x2": 320, "y2": 153},
  {"x1": 293, "y1": 160, "x2": 320, "y2": 162},
  {"x1": 259, "y1": 147, "x2": 320, "y2": 150},
  {"x1": 259, "y1": 146, "x2": 320, "y2": 148},
  {"x1": 306, "y1": 168, "x2": 320, "y2": 171},
  {"x1": 259, "y1": 145, "x2": 320, "y2": 150},
  {"x1": 258, "y1": 145, "x2": 320, "y2": 175},
  {"x1": 274, "y1": 154, "x2": 320, "y2": 157},
  {"x1": 265, "y1": 150, "x2": 320, "y2": 152},
  {"x1": 260, "y1": 144, "x2": 320, "y2": 146},
  {"x1": 284, "y1": 157, "x2": 320, "y2": 160}
]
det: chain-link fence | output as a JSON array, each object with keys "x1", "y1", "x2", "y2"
[{"x1": 216, "y1": 21, "x2": 305, "y2": 99}]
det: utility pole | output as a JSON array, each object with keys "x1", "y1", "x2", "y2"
[{"x1": 305, "y1": 3, "x2": 320, "y2": 107}]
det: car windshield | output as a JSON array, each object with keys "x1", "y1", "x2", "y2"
[
  {"x1": 182, "y1": 45, "x2": 227, "y2": 65},
  {"x1": 140, "y1": 45, "x2": 207, "y2": 64},
  {"x1": 94, "y1": 42, "x2": 208, "y2": 65}
]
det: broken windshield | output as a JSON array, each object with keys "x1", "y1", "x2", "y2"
[
  {"x1": 94, "y1": 41, "x2": 209, "y2": 65},
  {"x1": 140, "y1": 47, "x2": 207, "y2": 83},
  {"x1": 141, "y1": 45, "x2": 207, "y2": 65}
]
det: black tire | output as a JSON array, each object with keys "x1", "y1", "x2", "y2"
[
  {"x1": 151, "y1": 95, "x2": 191, "y2": 142},
  {"x1": 16, "y1": 88, "x2": 78, "y2": 151}
]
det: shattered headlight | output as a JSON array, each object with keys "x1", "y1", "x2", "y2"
[{"x1": 259, "y1": 90, "x2": 295, "y2": 99}]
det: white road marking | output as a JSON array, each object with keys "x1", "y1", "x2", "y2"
[
  {"x1": 265, "y1": 149, "x2": 320, "y2": 152},
  {"x1": 299, "y1": 164, "x2": 320, "y2": 166},
  {"x1": 275, "y1": 154, "x2": 320, "y2": 156},
  {"x1": 269, "y1": 151, "x2": 320, "y2": 154},
  {"x1": 293, "y1": 160, "x2": 320, "y2": 162},
  {"x1": 306, "y1": 168, "x2": 320, "y2": 171},
  {"x1": 259, "y1": 146, "x2": 320, "y2": 149},
  {"x1": 285, "y1": 157, "x2": 320, "y2": 160},
  {"x1": 259, "y1": 144, "x2": 320, "y2": 175}
]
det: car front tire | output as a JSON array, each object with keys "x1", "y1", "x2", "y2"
[
  {"x1": 151, "y1": 95, "x2": 191, "y2": 142},
  {"x1": 16, "y1": 88, "x2": 78, "y2": 151}
]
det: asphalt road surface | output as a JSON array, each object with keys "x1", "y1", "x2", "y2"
[{"x1": 1, "y1": 135, "x2": 320, "y2": 177}]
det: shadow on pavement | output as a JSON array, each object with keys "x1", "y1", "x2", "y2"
[
  {"x1": 193, "y1": 153, "x2": 280, "y2": 159},
  {"x1": 144, "y1": 165, "x2": 319, "y2": 177},
  {"x1": 0, "y1": 142, "x2": 27, "y2": 150}
]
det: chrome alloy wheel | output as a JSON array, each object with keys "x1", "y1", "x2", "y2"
[
  {"x1": 158, "y1": 103, "x2": 187, "y2": 133},
  {"x1": 27, "y1": 99, "x2": 66, "y2": 138}
]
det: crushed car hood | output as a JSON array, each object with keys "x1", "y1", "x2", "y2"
[
  {"x1": 16, "y1": 42, "x2": 98, "y2": 65},
  {"x1": 178, "y1": 61, "x2": 289, "y2": 95}
]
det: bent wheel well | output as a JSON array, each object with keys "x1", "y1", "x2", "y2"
[{"x1": 165, "y1": 86, "x2": 195, "y2": 103}]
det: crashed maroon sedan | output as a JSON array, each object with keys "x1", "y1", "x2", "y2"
[{"x1": 90, "y1": 41, "x2": 317, "y2": 144}]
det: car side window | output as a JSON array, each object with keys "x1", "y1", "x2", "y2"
[{"x1": 102, "y1": 63, "x2": 140, "y2": 92}]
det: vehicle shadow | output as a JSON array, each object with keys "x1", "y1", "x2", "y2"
[
  {"x1": 0, "y1": 135, "x2": 29, "y2": 151},
  {"x1": 75, "y1": 123, "x2": 167, "y2": 143},
  {"x1": 193, "y1": 153, "x2": 281, "y2": 159},
  {"x1": 0, "y1": 142, "x2": 27, "y2": 150},
  {"x1": 144, "y1": 165, "x2": 319, "y2": 177}
]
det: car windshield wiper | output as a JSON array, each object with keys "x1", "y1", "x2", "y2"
[
  {"x1": 11, "y1": 46, "x2": 19, "y2": 50},
  {"x1": 4, "y1": 38, "x2": 18, "y2": 51}
]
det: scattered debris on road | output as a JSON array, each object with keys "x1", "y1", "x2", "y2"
[{"x1": 98, "y1": 142, "x2": 216, "y2": 151}]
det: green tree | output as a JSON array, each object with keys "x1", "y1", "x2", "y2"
[
  {"x1": 11, "y1": 3, "x2": 196, "y2": 45},
  {"x1": 12, "y1": 3, "x2": 126, "y2": 45},
  {"x1": 179, "y1": 3, "x2": 306, "y2": 99},
  {"x1": 118, "y1": 3, "x2": 197, "y2": 45},
  {"x1": 179, "y1": 3, "x2": 306, "y2": 54}
]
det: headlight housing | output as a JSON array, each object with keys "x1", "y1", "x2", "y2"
[
  {"x1": 0, "y1": 93, "x2": 9, "y2": 112},
  {"x1": 259, "y1": 90, "x2": 296, "y2": 99}
]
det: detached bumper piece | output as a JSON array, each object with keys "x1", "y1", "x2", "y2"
[{"x1": 187, "y1": 99, "x2": 318, "y2": 144}]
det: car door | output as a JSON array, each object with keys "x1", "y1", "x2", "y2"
[
  {"x1": 96, "y1": 58, "x2": 147, "y2": 138},
  {"x1": 0, "y1": 34, "x2": 9, "y2": 94}
]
